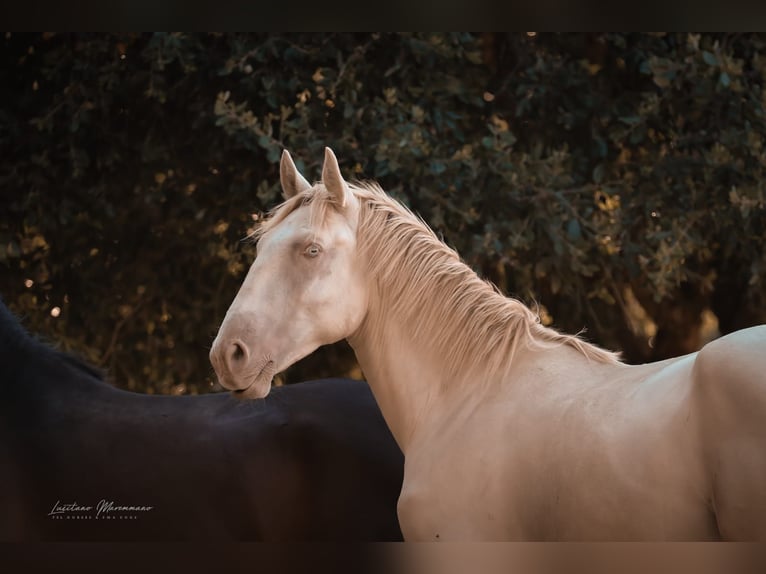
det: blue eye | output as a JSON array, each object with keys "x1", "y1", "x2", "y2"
[{"x1": 305, "y1": 243, "x2": 322, "y2": 258}]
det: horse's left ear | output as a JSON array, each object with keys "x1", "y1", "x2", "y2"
[{"x1": 321, "y1": 147, "x2": 349, "y2": 208}]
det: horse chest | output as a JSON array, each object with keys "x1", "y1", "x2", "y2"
[{"x1": 398, "y1": 412, "x2": 533, "y2": 540}]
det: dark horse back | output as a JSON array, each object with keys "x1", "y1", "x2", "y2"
[{"x1": 0, "y1": 300, "x2": 403, "y2": 541}]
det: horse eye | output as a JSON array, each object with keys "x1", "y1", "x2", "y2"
[{"x1": 304, "y1": 243, "x2": 322, "y2": 258}]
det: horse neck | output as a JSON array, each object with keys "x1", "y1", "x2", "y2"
[
  {"x1": 346, "y1": 200, "x2": 620, "y2": 449},
  {"x1": 348, "y1": 276, "x2": 498, "y2": 452},
  {"x1": 348, "y1": 305, "x2": 451, "y2": 453}
]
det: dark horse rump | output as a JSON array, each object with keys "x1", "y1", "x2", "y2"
[{"x1": 0, "y1": 300, "x2": 403, "y2": 541}]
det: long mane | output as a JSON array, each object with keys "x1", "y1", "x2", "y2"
[{"x1": 257, "y1": 181, "x2": 620, "y2": 383}]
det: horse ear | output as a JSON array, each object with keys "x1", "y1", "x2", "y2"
[
  {"x1": 321, "y1": 147, "x2": 349, "y2": 208},
  {"x1": 280, "y1": 150, "x2": 311, "y2": 200}
]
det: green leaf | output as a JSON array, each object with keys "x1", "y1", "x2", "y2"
[
  {"x1": 430, "y1": 160, "x2": 446, "y2": 175},
  {"x1": 619, "y1": 116, "x2": 641, "y2": 126},
  {"x1": 266, "y1": 145, "x2": 281, "y2": 164},
  {"x1": 567, "y1": 218, "x2": 582, "y2": 241},
  {"x1": 593, "y1": 163, "x2": 605, "y2": 184},
  {"x1": 594, "y1": 136, "x2": 608, "y2": 158},
  {"x1": 702, "y1": 51, "x2": 718, "y2": 66}
]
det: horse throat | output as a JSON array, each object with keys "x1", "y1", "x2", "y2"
[{"x1": 348, "y1": 314, "x2": 449, "y2": 453}]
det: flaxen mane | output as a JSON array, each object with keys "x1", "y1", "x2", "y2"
[{"x1": 257, "y1": 181, "x2": 620, "y2": 383}]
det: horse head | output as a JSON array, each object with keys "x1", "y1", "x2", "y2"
[{"x1": 210, "y1": 148, "x2": 368, "y2": 399}]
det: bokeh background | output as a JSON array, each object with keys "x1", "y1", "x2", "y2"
[{"x1": 1, "y1": 32, "x2": 764, "y2": 394}]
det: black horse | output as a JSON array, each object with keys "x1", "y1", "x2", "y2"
[{"x1": 0, "y1": 300, "x2": 403, "y2": 541}]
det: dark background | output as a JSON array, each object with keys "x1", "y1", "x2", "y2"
[{"x1": 1, "y1": 33, "x2": 764, "y2": 394}]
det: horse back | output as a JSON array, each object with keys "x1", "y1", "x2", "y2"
[
  {"x1": 692, "y1": 325, "x2": 766, "y2": 539},
  {"x1": 248, "y1": 380, "x2": 404, "y2": 541}
]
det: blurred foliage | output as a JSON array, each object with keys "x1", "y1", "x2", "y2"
[{"x1": 1, "y1": 32, "x2": 765, "y2": 394}]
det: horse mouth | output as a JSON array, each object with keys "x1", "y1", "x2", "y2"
[{"x1": 232, "y1": 360, "x2": 275, "y2": 400}]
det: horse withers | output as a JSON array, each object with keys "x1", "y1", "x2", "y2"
[
  {"x1": 210, "y1": 147, "x2": 766, "y2": 541},
  {"x1": 0, "y1": 299, "x2": 403, "y2": 541}
]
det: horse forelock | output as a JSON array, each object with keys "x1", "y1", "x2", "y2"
[{"x1": 254, "y1": 185, "x2": 342, "y2": 242}]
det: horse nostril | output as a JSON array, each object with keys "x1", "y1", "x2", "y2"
[
  {"x1": 225, "y1": 340, "x2": 249, "y2": 374},
  {"x1": 231, "y1": 342, "x2": 245, "y2": 362}
]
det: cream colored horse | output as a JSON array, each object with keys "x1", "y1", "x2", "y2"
[{"x1": 210, "y1": 148, "x2": 766, "y2": 541}]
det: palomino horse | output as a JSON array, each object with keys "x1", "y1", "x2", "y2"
[
  {"x1": 0, "y1": 298, "x2": 403, "y2": 541},
  {"x1": 210, "y1": 147, "x2": 766, "y2": 541}
]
